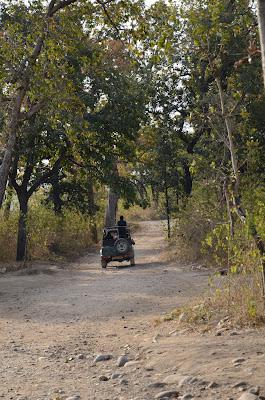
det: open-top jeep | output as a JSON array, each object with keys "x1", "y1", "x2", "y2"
[{"x1": 100, "y1": 226, "x2": 135, "y2": 268}]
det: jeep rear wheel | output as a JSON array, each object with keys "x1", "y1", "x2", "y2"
[
  {"x1": 115, "y1": 238, "x2": 129, "y2": 254},
  {"x1": 101, "y1": 260, "x2": 107, "y2": 268},
  {"x1": 130, "y1": 257, "x2": 135, "y2": 267}
]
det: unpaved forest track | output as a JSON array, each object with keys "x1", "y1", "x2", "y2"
[{"x1": 0, "y1": 221, "x2": 264, "y2": 400}]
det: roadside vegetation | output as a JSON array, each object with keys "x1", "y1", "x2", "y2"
[
  {"x1": 1, "y1": 0, "x2": 265, "y2": 324},
  {"x1": 0, "y1": 204, "x2": 96, "y2": 261}
]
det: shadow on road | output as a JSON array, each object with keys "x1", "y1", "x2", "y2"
[{"x1": 110, "y1": 261, "x2": 165, "y2": 270}]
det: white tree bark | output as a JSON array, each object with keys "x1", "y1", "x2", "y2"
[
  {"x1": 216, "y1": 77, "x2": 265, "y2": 292},
  {"x1": 216, "y1": 78, "x2": 245, "y2": 221},
  {"x1": 257, "y1": 0, "x2": 265, "y2": 88}
]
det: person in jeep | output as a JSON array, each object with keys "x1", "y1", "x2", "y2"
[{"x1": 117, "y1": 215, "x2": 127, "y2": 237}]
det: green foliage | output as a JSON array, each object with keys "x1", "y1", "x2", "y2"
[
  {"x1": 247, "y1": 299, "x2": 258, "y2": 320},
  {"x1": 0, "y1": 0, "x2": 151, "y2": 261},
  {"x1": 203, "y1": 223, "x2": 230, "y2": 265}
]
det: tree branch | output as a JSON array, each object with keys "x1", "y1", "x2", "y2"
[
  {"x1": 96, "y1": 0, "x2": 120, "y2": 35},
  {"x1": 20, "y1": 101, "x2": 45, "y2": 121},
  {"x1": 48, "y1": 0, "x2": 78, "y2": 17},
  {"x1": 11, "y1": 0, "x2": 78, "y2": 85},
  {"x1": 46, "y1": 0, "x2": 57, "y2": 16},
  {"x1": 9, "y1": 154, "x2": 20, "y2": 193},
  {"x1": 28, "y1": 158, "x2": 62, "y2": 197},
  {"x1": 22, "y1": 164, "x2": 34, "y2": 190}
]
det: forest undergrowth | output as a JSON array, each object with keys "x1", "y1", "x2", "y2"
[
  {"x1": 0, "y1": 204, "x2": 95, "y2": 263},
  {"x1": 164, "y1": 184, "x2": 265, "y2": 327}
]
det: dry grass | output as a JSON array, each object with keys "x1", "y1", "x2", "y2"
[
  {"x1": 161, "y1": 184, "x2": 265, "y2": 327},
  {"x1": 165, "y1": 216, "x2": 212, "y2": 265},
  {"x1": 0, "y1": 205, "x2": 94, "y2": 262},
  {"x1": 119, "y1": 203, "x2": 160, "y2": 222},
  {"x1": 0, "y1": 211, "x2": 18, "y2": 261},
  {"x1": 207, "y1": 270, "x2": 265, "y2": 326},
  {"x1": 164, "y1": 268, "x2": 265, "y2": 328}
]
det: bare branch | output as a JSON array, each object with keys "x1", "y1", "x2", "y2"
[
  {"x1": 11, "y1": 0, "x2": 78, "y2": 85},
  {"x1": 48, "y1": 0, "x2": 78, "y2": 17},
  {"x1": 46, "y1": 0, "x2": 57, "y2": 16},
  {"x1": 207, "y1": 115, "x2": 230, "y2": 149},
  {"x1": 227, "y1": 96, "x2": 245, "y2": 117},
  {"x1": 20, "y1": 101, "x2": 45, "y2": 121},
  {"x1": 28, "y1": 158, "x2": 62, "y2": 197},
  {"x1": 22, "y1": 164, "x2": 34, "y2": 190},
  {"x1": 96, "y1": 0, "x2": 120, "y2": 35}
]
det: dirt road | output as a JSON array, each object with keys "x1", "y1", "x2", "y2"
[{"x1": 0, "y1": 221, "x2": 264, "y2": 400}]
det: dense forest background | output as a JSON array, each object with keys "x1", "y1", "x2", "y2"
[{"x1": 1, "y1": 0, "x2": 265, "y2": 321}]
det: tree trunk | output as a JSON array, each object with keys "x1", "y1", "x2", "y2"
[
  {"x1": 105, "y1": 161, "x2": 119, "y2": 227},
  {"x1": 216, "y1": 78, "x2": 265, "y2": 290},
  {"x1": 163, "y1": 157, "x2": 171, "y2": 239},
  {"x1": 151, "y1": 185, "x2": 159, "y2": 209},
  {"x1": 165, "y1": 184, "x2": 171, "y2": 239},
  {"x1": 0, "y1": 89, "x2": 25, "y2": 207},
  {"x1": 223, "y1": 178, "x2": 235, "y2": 238},
  {"x1": 105, "y1": 188, "x2": 119, "y2": 227},
  {"x1": 50, "y1": 168, "x2": 63, "y2": 214},
  {"x1": 87, "y1": 182, "x2": 98, "y2": 242},
  {"x1": 3, "y1": 183, "x2": 13, "y2": 220},
  {"x1": 182, "y1": 161, "x2": 193, "y2": 196},
  {"x1": 216, "y1": 78, "x2": 245, "y2": 218},
  {"x1": 216, "y1": 79, "x2": 239, "y2": 187},
  {"x1": 16, "y1": 192, "x2": 28, "y2": 261},
  {"x1": 257, "y1": 0, "x2": 265, "y2": 88}
]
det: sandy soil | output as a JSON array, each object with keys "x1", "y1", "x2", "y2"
[{"x1": 0, "y1": 221, "x2": 264, "y2": 400}]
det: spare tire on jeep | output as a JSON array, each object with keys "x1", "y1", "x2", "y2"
[{"x1": 115, "y1": 238, "x2": 129, "y2": 254}]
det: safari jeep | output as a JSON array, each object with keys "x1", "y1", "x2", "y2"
[{"x1": 100, "y1": 226, "x2": 135, "y2": 268}]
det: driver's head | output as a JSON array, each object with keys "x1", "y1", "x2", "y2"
[{"x1": 120, "y1": 215, "x2": 124, "y2": 220}]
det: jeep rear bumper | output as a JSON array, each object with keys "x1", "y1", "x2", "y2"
[{"x1": 101, "y1": 252, "x2": 134, "y2": 262}]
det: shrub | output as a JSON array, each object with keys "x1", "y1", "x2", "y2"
[
  {"x1": 197, "y1": 269, "x2": 264, "y2": 326},
  {"x1": 168, "y1": 182, "x2": 222, "y2": 263},
  {"x1": 165, "y1": 183, "x2": 265, "y2": 326},
  {"x1": 0, "y1": 210, "x2": 18, "y2": 261},
  {"x1": 119, "y1": 202, "x2": 161, "y2": 222},
  {"x1": 0, "y1": 202, "x2": 95, "y2": 262}
]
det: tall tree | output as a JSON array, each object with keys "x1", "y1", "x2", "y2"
[
  {"x1": 0, "y1": 0, "x2": 122, "y2": 207},
  {"x1": 9, "y1": 118, "x2": 68, "y2": 261},
  {"x1": 0, "y1": 0, "x2": 80, "y2": 206},
  {"x1": 181, "y1": 0, "x2": 265, "y2": 282},
  {"x1": 257, "y1": 0, "x2": 265, "y2": 87}
]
